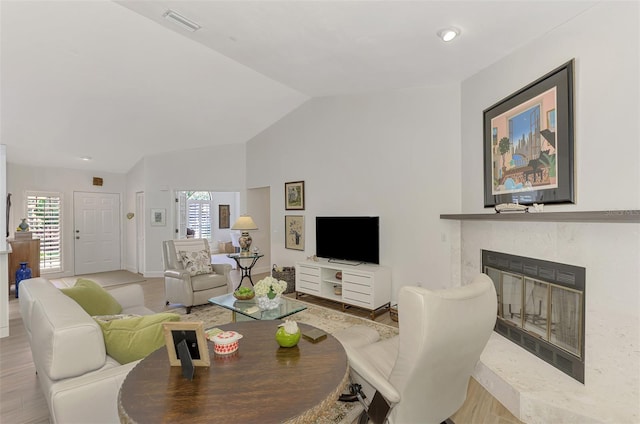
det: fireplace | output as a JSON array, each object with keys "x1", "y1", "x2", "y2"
[{"x1": 482, "y1": 250, "x2": 585, "y2": 383}]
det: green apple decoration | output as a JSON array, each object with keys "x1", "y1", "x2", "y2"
[{"x1": 276, "y1": 320, "x2": 301, "y2": 348}]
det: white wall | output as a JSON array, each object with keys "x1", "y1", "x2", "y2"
[
  {"x1": 1, "y1": 145, "x2": 9, "y2": 338},
  {"x1": 210, "y1": 191, "x2": 240, "y2": 246},
  {"x1": 137, "y1": 143, "x2": 247, "y2": 276},
  {"x1": 0, "y1": 146, "x2": 6, "y2": 239},
  {"x1": 124, "y1": 158, "x2": 145, "y2": 273},
  {"x1": 247, "y1": 84, "x2": 462, "y2": 298},
  {"x1": 459, "y1": 3, "x2": 639, "y2": 421},
  {"x1": 7, "y1": 163, "x2": 126, "y2": 278},
  {"x1": 247, "y1": 186, "x2": 271, "y2": 275},
  {"x1": 7, "y1": 143, "x2": 248, "y2": 279}
]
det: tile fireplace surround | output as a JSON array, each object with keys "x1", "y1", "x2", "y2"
[{"x1": 454, "y1": 218, "x2": 639, "y2": 424}]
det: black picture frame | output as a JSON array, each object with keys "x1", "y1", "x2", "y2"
[
  {"x1": 285, "y1": 181, "x2": 305, "y2": 210},
  {"x1": 483, "y1": 60, "x2": 575, "y2": 207}
]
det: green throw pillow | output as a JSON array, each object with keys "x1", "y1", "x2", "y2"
[
  {"x1": 96, "y1": 313, "x2": 181, "y2": 364},
  {"x1": 61, "y1": 279, "x2": 123, "y2": 316}
]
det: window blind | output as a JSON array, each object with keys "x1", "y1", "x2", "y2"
[
  {"x1": 26, "y1": 192, "x2": 62, "y2": 272},
  {"x1": 187, "y1": 200, "x2": 211, "y2": 239}
]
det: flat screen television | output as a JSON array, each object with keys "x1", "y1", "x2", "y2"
[{"x1": 316, "y1": 216, "x2": 379, "y2": 265}]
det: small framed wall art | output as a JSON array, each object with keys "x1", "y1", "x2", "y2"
[
  {"x1": 285, "y1": 181, "x2": 305, "y2": 210},
  {"x1": 150, "y1": 208, "x2": 166, "y2": 226},
  {"x1": 483, "y1": 59, "x2": 575, "y2": 207},
  {"x1": 285, "y1": 215, "x2": 305, "y2": 250},
  {"x1": 219, "y1": 204, "x2": 230, "y2": 229},
  {"x1": 163, "y1": 321, "x2": 210, "y2": 367}
]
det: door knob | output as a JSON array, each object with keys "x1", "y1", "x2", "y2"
[{"x1": 76, "y1": 236, "x2": 80, "y2": 239}]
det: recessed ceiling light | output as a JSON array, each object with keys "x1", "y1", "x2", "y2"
[
  {"x1": 163, "y1": 10, "x2": 201, "y2": 32},
  {"x1": 437, "y1": 27, "x2": 460, "y2": 42},
  {"x1": 80, "y1": 156, "x2": 92, "y2": 161}
]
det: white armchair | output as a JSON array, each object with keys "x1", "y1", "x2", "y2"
[
  {"x1": 334, "y1": 274, "x2": 497, "y2": 424},
  {"x1": 162, "y1": 239, "x2": 232, "y2": 314}
]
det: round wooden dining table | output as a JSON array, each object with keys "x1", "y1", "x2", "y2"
[{"x1": 118, "y1": 320, "x2": 349, "y2": 424}]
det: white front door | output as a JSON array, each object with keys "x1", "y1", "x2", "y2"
[{"x1": 74, "y1": 192, "x2": 121, "y2": 275}]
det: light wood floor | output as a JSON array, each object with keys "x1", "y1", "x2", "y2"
[{"x1": 0, "y1": 271, "x2": 521, "y2": 424}]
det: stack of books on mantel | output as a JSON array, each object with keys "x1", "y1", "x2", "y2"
[{"x1": 14, "y1": 231, "x2": 33, "y2": 239}]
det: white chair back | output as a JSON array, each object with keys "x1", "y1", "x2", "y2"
[
  {"x1": 162, "y1": 239, "x2": 211, "y2": 270},
  {"x1": 389, "y1": 274, "x2": 497, "y2": 423}
]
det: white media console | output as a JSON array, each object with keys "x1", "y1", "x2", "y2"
[{"x1": 295, "y1": 259, "x2": 391, "y2": 319}]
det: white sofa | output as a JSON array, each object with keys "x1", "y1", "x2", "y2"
[{"x1": 19, "y1": 278, "x2": 155, "y2": 424}]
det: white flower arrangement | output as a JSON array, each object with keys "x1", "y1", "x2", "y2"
[
  {"x1": 278, "y1": 319, "x2": 299, "y2": 335},
  {"x1": 254, "y1": 276, "x2": 288, "y2": 298}
]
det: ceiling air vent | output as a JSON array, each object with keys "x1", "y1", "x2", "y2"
[{"x1": 163, "y1": 10, "x2": 201, "y2": 32}]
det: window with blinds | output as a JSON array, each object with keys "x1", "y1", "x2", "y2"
[
  {"x1": 26, "y1": 192, "x2": 62, "y2": 272},
  {"x1": 186, "y1": 192, "x2": 212, "y2": 240}
]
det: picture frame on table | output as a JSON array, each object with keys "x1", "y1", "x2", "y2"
[
  {"x1": 163, "y1": 321, "x2": 210, "y2": 367},
  {"x1": 285, "y1": 181, "x2": 305, "y2": 210},
  {"x1": 150, "y1": 208, "x2": 166, "y2": 226},
  {"x1": 483, "y1": 59, "x2": 575, "y2": 207},
  {"x1": 219, "y1": 204, "x2": 230, "y2": 229},
  {"x1": 285, "y1": 215, "x2": 305, "y2": 250}
]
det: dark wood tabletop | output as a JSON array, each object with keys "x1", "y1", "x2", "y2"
[{"x1": 118, "y1": 320, "x2": 348, "y2": 424}]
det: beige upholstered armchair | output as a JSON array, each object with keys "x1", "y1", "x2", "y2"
[
  {"x1": 334, "y1": 274, "x2": 497, "y2": 424},
  {"x1": 162, "y1": 239, "x2": 232, "y2": 314}
]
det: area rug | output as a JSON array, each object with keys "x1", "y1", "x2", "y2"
[
  {"x1": 179, "y1": 300, "x2": 399, "y2": 424},
  {"x1": 55, "y1": 270, "x2": 146, "y2": 288}
]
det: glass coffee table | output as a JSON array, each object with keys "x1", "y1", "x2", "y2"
[{"x1": 208, "y1": 293, "x2": 307, "y2": 322}]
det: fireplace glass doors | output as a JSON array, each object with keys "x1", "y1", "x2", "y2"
[
  {"x1": 490, "y1": 269, "x2": 582, "y2": 357},
  {"x1": 483, "y1": 250, "x2": 585, "y2": 382}
]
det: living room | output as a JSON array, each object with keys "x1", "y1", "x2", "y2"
[{"x1": 1, "y1": 1, "x2": 638, "y2": 423}]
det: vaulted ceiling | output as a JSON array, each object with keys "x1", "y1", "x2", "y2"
[{"x1": 1, "y1": 1, "x2": 596, "y2": 173}]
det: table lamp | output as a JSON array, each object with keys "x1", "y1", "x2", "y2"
[{"x1": 231, "y1": 215, "x2": 258, "y2": 255}]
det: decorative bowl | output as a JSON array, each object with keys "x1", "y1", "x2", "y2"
[
  {"x1": 233, "y1": 291, "x2": 255, "y2": 300},
  {"x1": 211, "y1": 331, "x2": 243, "y2": 355}
]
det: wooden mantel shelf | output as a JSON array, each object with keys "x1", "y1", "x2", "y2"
[{"x1": 440, "y1": 210, "x2": 640, "y2": 223}]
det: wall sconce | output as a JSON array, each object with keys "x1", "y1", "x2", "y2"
[{"x1": 126, "y1": 213, "x2": 135, "y2": 220}]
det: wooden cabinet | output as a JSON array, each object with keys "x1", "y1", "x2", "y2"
[
  {"x1": 8, "y1": 238, "x2": 40, "y2": 295},
  {"x1": 295, "y1": 259, "x2": 391, "y2": 319}
]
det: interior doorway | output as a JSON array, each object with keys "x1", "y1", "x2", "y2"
[
  {"x1": 136, "y1": 192, "x2": 145, "y2": 274},
  {"x1": 173, "y1": 191, "x2": 240, "y2": 246},
  {"x1": 74, "y1": 192, "x2": 121, "y2": 275}
]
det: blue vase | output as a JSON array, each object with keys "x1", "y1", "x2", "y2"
[
  {"x1": 15, "y1": 262, "x2": 32, "y2": 298},
  {"x1": 18, "y1": 218, "x2": 29, "y2": 232}
]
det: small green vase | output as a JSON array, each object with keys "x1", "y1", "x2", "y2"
[{"x1": 275, "y1": 327, "x2": 301, "y2": 348}]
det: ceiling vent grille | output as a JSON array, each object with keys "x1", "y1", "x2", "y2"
[{"x1": 163, "y1": 10, "x2": 201, "y2": 32}]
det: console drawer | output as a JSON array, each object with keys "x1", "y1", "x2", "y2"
[
  {"x1": 296, "y1": 264, "x2": 321, "y2": 294},
  {"x1": 297, "y1": 279, "x2": 321, "y2": 294},
  {"x1": 298, "y1": 264, "x2": 321, "y2": 278},
  {"x1": 342, "y1": 272, "x2": 373, "y2": 287},
  {"x1": 342, "y1": 289, "x2": 372, "y2": 307}
]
